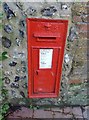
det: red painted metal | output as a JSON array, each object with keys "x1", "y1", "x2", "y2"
[{"x1": 27, "y1": 18, "x2": 68, "y2": 98}]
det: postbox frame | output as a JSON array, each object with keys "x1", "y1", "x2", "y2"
[{"x1": 27, "y1": 18, "x2": 68, "y2": 98}]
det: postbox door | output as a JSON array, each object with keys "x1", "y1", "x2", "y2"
[{"x1": 32, "y1": 48, "x2": 60, "y2": 93}]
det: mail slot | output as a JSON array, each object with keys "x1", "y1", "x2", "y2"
[{"x1": 27, "y1": 18, "x2": 68, "y2": 98}]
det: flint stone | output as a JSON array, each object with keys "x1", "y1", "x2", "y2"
[
  {"x1": 3, "y1": 2, "x2": 16, "y2": 19},
  {"x1": 64, "y1": 54, "x2": 70, "y2": 63},
  {"x1": 3, "y1": 77, "x2": 10, "y2": 84},
  {"x1": 41, "y1": 6, "x2": 57, "y2": 16},
  {"x1": 61, "y1": 3, "x2": 70, "y2": 10},
  {"x1": 21, "y1": 61, "x2": 26, "y2": 66},
  {"x1": 7, "y1": 9, "x2": 16, "y2": 19},
  {"x1": 9, "y1": 61, "x2": 17, "y2": 67},
  {"x1": 21, "y1": 67, "x2": 26, "y2": 72},
  {"x1": 4, "y1": 24, "x2": 13, "y2": 33},
  {"x1": 11, "y1": 82, "x2": 19, "y2": 88},
  {"x1": 2, "y1": 37, "x2": 11, "y2": 48},
  {"x1": 16, "y1": 2, "x2": 23, "y2": 10},
  {"x1": 3, "y1": 3, "x2": 9, "y2": 13},
  {"x1": 26, "y1": 6, "x2": 36, "y2": 16},
  {"x1": 20, "y1": 91, "x2": 25, "y2": 97},
  {"x1": 19, "y1": 30, "x2": 24, "y2": 38},
  {"x1": 19, "y1": 20, "x2": 25, "y2": 27},
  {"x1": 68, "y1": 26, "x2": 78, "y2": 41},
  {"x1": 22, "y1": 83, "x2": 27, "y2": 88},
  {"x1": 63, "y1": 54, "x2": 73, "y2": 76},
  {"x1": 21, "y1": 75, "x2": 27, "y2": 80},
  {"x1": 14, "y1": 76, "x2": 20, "y2": 82},
  {"x1": 11, "y1": 90, "x2": 16, "y2": 96},
  {"x1": 15, "y1": 38, "x2": 21, "y2": 46}
]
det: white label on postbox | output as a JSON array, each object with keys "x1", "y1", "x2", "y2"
[{"x1": 39, "y1": 49, "x2": 53, "y2": 69}]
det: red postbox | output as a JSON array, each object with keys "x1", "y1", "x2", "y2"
[{"x1": 27, "y1": 18, "x2": 68, "y2": 98}]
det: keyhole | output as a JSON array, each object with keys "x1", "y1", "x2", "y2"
[{"x1": 36, "y1": 70, "x2": 38, "y2": 75}]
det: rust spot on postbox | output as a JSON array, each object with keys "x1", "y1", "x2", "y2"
[{"x1": 27, "y1": 18, "x2": 68, "y2": 98}]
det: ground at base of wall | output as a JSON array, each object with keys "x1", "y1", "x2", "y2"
[{"x1": 6, "y1": 106, "x2": 89, "y2": 119}]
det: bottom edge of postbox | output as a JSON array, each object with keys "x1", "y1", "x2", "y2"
[{"x1": 28, "y1": 93, "x2": 59, "y2": 98}]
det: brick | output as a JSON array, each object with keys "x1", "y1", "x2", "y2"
[
  {"x1": 6, "y1": 116, "x2": 22, "y2": 120},
  {"x1": 7, "y1": 107, "x2": 33, "y2": 119},
  {"x1": 33, "y1": 110, "x2": 53, "y2": 118},
  {"x1": 68, "y1": 79, "x2": 82, "y2": 85},
  {"x1": 63, "y1": 114, "x2": 73, "y2": 118},
  {"x1": 87, "y1": 40, "x2": 89, "y2": 46},
  {"x1": 74, "y1": 115, "x2": 83, "y2": 119},
  {"x1": 44, "y1": 108, "x2": 51, "y2": 111},
  {"x1": 76, "y1": 54, "x2": 87, "y2": 61},
  {"x1": 86, "y1": 6, "x2": 89, "y2": 14},
  {"x1": 83, "y1": 109, "x2": 88, "y2": 118},
  {"x1": 78, "y1": 32, "x2": 87, "y2": 39},
  {"x1": 87, "y1": 52, "x2": 89, "y2": 60},
  {"x1": 72, "y1": 107, "x2": 83, "y2": 116},
  {"x1": 83, "y1": 106, "x2": 89, "y2": 119},
  {"x1": 72, "y1": 3, "x2": 87, "y2": 15},
  {"x1": 73, "y1": 15, "x2": 82, "y2": 23},
  {"x1": 63, "y1": 107, "x2": 72, "y2": 114},
  {"x1": 74, "y1": 47, "x2": 87, "y2": 61},
  {"x1": 82, "y1": 15, "x2": 89, "y2": 22},
  {"x1": 77, "y1": 23, "x2": 88, "y2": 32},
  {"x1": 53, "y1": 112, "x2": 63, "y2": 118},
  {"x1": 51, "y1": 108, "x2": 63, "y2": 112},
  {"x1": 53, "y1": 112, "x2": 72, "y2": 118},
  {"x1": 78, "y1": 38, "x2": 87, "y2": 46}
]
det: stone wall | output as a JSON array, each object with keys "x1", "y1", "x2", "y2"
[{"x1": 0, "y1": 1, "x2": 88, "y2": 106}]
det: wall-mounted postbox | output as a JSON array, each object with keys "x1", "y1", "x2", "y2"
[{"x1": 27, "y1": 18, "x2": 68, "y2": 98}]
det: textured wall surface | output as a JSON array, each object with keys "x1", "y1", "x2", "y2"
[{"x1": 0, "y1": 1, "x2": 88, "y2": 106}]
